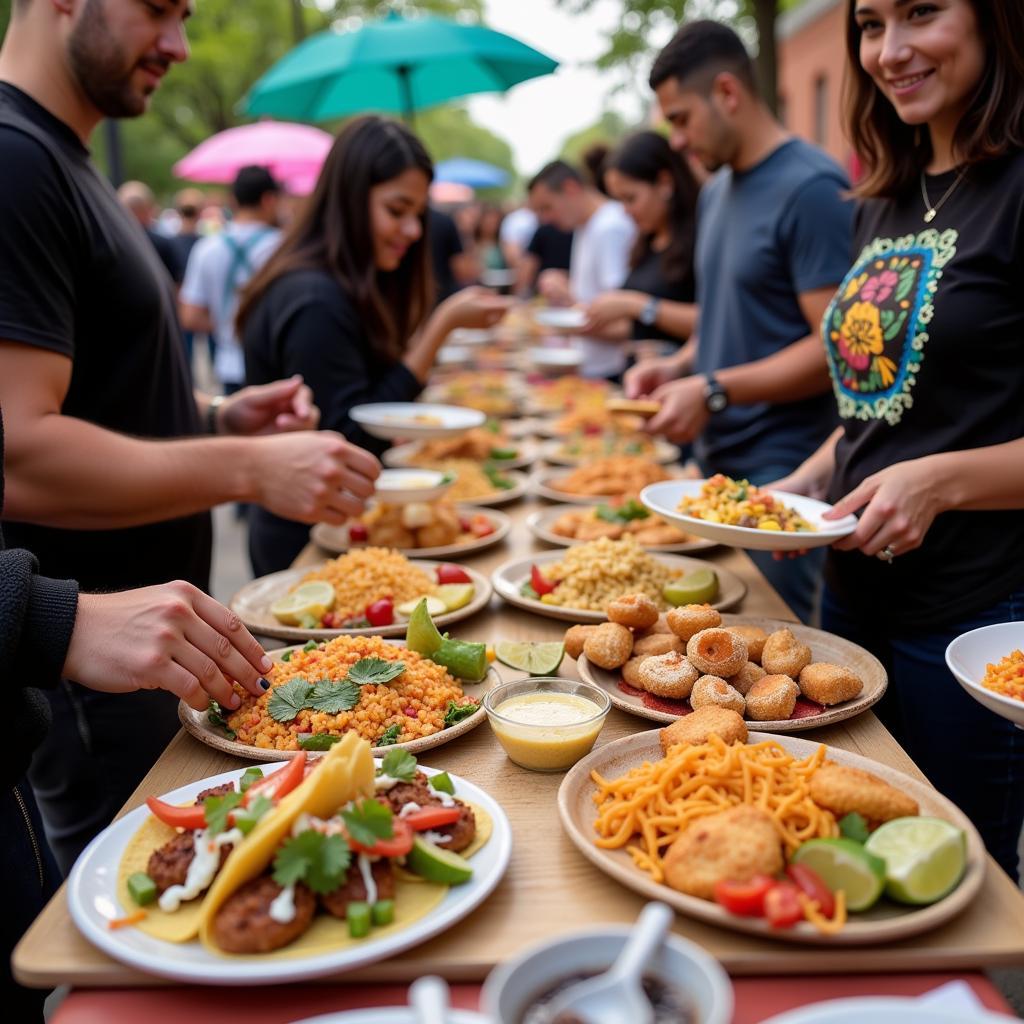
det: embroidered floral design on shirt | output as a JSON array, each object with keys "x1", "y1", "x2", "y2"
[{"x1": 823, "y1": 228, "x2": 958, "y2": 425}]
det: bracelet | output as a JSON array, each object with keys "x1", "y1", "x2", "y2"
[{"x1": 206, "y1": 394, "x2": 225, "y2": 435}]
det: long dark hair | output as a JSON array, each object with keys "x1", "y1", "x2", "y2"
[
  {"x1": 605, "y1": 131, "x2": 699, "y2": 287},
  {"x1": 238, "y1": 116, "x2": 434, "y2": 360},
  {"x1": 843, "y1": 0, "x2": 1024, "y2": 198}
]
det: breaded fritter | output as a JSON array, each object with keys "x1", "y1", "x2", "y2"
[
  {"x1": 725, "y1": 626, "x2": 768, "y2": 665},
  {"x1": 798, "y1": 663, "x2": 864, "y2": 706},
  {"x1": 659, "y1": 706, "x2": 748, "y2": 754},
  {"x1": 607, "y1": 592, "x2": 660, "y2": 630},
  {"x1": 809, "y1": 763, "x2": 919, "y2": 823},
  {"x1": 761, "y1": 628, "x2": 812, "y2": 678},
  {"x1": 621, "y1": 656, "x2": 648, "y2": 688},
  {"x1": 745, "y1": 674, "x2": 799, "y2": 721},
  {"x1": 690, "y1": 675, "x2": 746, "y2": 715},
  {"x1": 564, "y1": 624, "x2": 597, "y2": 660},
  {"x1": 686, "y1": 628, "x2": 747, "y2": 678},
  {"x1": 633, "y1": 633, "x2": 685, "y2": 658},
  {"x1": 666, "y1": 604, "x2": 721, "y2": 642},
  {"x1": 663, "y1": 805, "x2": 783, "y2": 900},
  {"x1": 637, "y1": 651, "x2": 699, "y2": 699},
  {"x1": 583, "y1": 622, "x2": 634, "y2": 670},
  {"x1": 729, "y1": 661, "x2": 767, "y2": 696}
]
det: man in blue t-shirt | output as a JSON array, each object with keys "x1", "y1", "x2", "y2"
[{"x1": 625, "y1": 20, "x2": 852, "y2": 623}]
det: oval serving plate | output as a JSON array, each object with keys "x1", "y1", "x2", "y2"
[
  {"x1": 451, "y1": 469, "x2": 530, "y2": 509},
  {"x1": 539, "y1": 437, "x2": 682, "y2": 467},
  {"x1": 558, "y1": 729, "x2": 984, "y2": 947},
  {"x1": 490, "y1": 551, "x2": 746, "y2": 624},
  {"x1": 383, "y1": 439, "x2": 539, "y2": 473},
  {"x1": 311, "y1": 507, "x2": 512, "y2": 561},
  {"x1": 349, "y1": 403, "x2": 486, "y2": 441},
  {"x1": 575, "y1": 614, "x2": 887, "y2": 732},
  {"x1": 532, "y1": 466, "x2": 683, "y2": 506},
  {"x1": 230, "y1": 560, "x2": 492, "y2": 642}
]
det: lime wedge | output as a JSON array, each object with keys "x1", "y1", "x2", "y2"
[
  {"x1": 864, "y1": 817, "x2": 967, "y2": 905},
  {"x1": 397, "y1": 595, "x2": 446, "y2": 618},
  {"x1": 434, "y1": 583, "x2": 476, "y2": 612},
  {"x1": 406, "y1": 598, "x2": 443, "y2": 656},
  {"x1": 495, "y1": 641, "x2": 565, "y2": 675},
  {"x1": 791, "y1": 837, "x2": 886, "y2": 911},
  {"x1": 270, "y1": 581, "x2": 335, "y2": 626},
  {"x1": 663, "y1": 568, "x2": 719, "y2": 607}
]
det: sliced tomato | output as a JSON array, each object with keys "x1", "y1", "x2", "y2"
[
  {"x1": 244, "y1": 751, "x2": 307, "y2": 804},
  {"x1": 437, "y1": 563, "x2": 473, "y2": 585},
  {"x1": 713, "y1": 875, "x2": 775, "y2": 917},
  {"x1": 348, "y1": 522, "x2": 369, "y2": 542},
  {"x1": 348, "y1": 817, "x2": 415, "y2": 858},
  {"x1": 786, "y1": 863, "x2": 836, "y2": 919},
  {"x1": 145, "y1": 797, "x2": 207, "y2": 831},
  {"x1": 468, "y1": 516, "x2": 495, "y2": 538},
  {"x1": 530, "y1": 564, "x2": 556, "y2": 596},
  {"x1": 401, "y1": 807, "x2": 461, "y2": 831},
  {"x1": 763, "y1": 881, "x2": 804, "y2": 929}
]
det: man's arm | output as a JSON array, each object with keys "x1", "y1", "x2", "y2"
[{"x1": 179, "y1": 301, "x2": 213, "y2": 334}]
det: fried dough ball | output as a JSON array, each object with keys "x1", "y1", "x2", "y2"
[
  {"x1": 639, "y1": 614, "x2": 674, "y2": 636},
  {"x1": 809, "y1": 763, "x2": 919, "y2": 823},
  {"x1": 745, "y1": 674, "x2": 799, "y2": 721},
  {"x1": 664, "y1": 805, "x2": 784, "y2": 901},
  {"x1": 621, "y1": 656, "x2": 648, "y2": 688},
  {"x1": 607, "y1": 592, "x2": 660, "y2": 630},
  {"x1": 686, "y1": 628, "x2": 748, "y2": 678},
  {"x1": 725, "y1": 626, "x2": 769, "y2": 665},
  {"x1": 690, "y1": 675, "x2": 746, "y2": 715},
  {"x1": 583, "y1": 622, "x2": 634, "y2": 670},
  {"x1": 659, "y1": 707, "x2": 748, "y2": 754},
  {"x1": 798, "y1": 663, "x2": 864, "y2": 706},
  {"x1": 761, "y1": 628, "x2": 813, "y2": 678},
  {"x1": 564, "y1": 624, "x2": 598, "y2": 660},
  {"x1": 666, "y1": 603, "x2": 722, "y2": 641},
  {"x1": 636, "y1": 651, "x2": 699, "y2": 699},
  {"x1": 632, "y1": 633, "x2": 685, "y2": 658},
  {"x1": 729, "y1": 661, "x2": 767, "y2": 696}
]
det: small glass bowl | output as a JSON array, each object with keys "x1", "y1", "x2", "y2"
[{"x1": 482, "y1": 677, "x2": 611, "y2": 772}]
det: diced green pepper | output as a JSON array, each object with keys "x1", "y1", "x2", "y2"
[
  {"x1": 303, "y1": 640, "x2": 318, "y2": 652},
  {"x1": 239, "y1": 767, "x2": 264, "y2": 793},
  {"x1": 429, "y1": 771, "x2": 455, "y2": 795},
  {"x1": 127, "y1": 872, "x2": 157, "y2": 907},
  {"x1": 371, "y1": 899, "x2": 395, "y2": 927},
  {"x1": 347, "y1": 900, "x2": 371, "y2": 938},
  {"x1": 280, "y1": 650, "x2": 292, "y2": 662}
]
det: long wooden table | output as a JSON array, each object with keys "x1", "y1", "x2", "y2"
[{"x1": 14, "y1": 496, "x2": 1024, "y2": 987}]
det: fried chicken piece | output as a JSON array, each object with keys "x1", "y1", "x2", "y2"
[
  {"x1": 211, "y1": 876, "x2": 316, "y2": 953},
  {"x1": 550, "y1": 512, "x2": 584, "y2": 538},
  {"x1": 632, "y1": 633, "x2": 685, "y2": 658},
  {"x1": 630, "y1": 524, "x2": 690, "y2": 546},
  {"x1": 583, "y1": 622, "x2": 634, "y2": 670},
  {"x1": 729, "y1": 661, "x2": 767, "y2": 696},
  {"x1": 809, "y1": 763, "x2": 919, "y2": 823},
  {"x1": 687, "y1": 628, "x2": 748, "y2": 678},
  {"x1": 564, "y1": 624, "x2": 597, "y2": 660},
  {"x1": 663, "y1": 806, "x2": 784, "y2": 900},
  {"x1": 659, "y1": 706, "x2": 748, "y2": 754},
  {"x1": 761, "y1": 628, "x2": 813, "y2": 678},
  {"x1": 607, "y1": 593, "x2": 660, "y2": 630},
  {"x1": 745, "y1": 674, "x2": 799, "y2": 721},
  {"x1": 690, "y1": 675, "x2": 746, "y2": 715},
  {"x1": 666, "y1": 604, "x2": 721, "y2": 642},
  {"x1": 575, "y1": 520, "x2": 625, "y2": 541},
  {"x1": 798, "y1": 663, "x2": 864, "y2": 706},
  {"x1": 725, "y1": 626, "x2": 769, "y2": 665},
  {"x1": 637, "y1": 652, "x2": 699, "y2": 699}
]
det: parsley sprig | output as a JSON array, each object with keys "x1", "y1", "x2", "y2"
[
  {"x1": 379, "y1": 748, "x2": 417, "y2": 782},
  {"x1": 266, "y1": 658, "x2": 407, "y2": 723},
  {"x1": 203, "y1": 791, "x2": 243, "y2": 836},
  {"x1": 347, "y1": 657, "x2": 406, "y2": 686},
  {"x1": 377, "y1": 724, "x2": 402, "y2": 746},
  {"x1": 272, "y1": 831, "x2": 351, "y2": 893},
  {"x1": 342, "y1": 799, "x2": 394, "y2": 846},
  {"x1": 443, "y1": 700, "x2": 479, "y2": 728}
]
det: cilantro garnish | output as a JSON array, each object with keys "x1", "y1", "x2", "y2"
[
  {"x1": 308, "y1": 678, "x2": 361, "y2": 713},
  {"x1": 379, "y1": 748, "x2": 417, "y2": 782},
  {"x1": 233, "y1": 794, "x2": 273, "y2": 836},
  {"x1": 299, "y1": 733, "x2": 342, "y2": 751},
  {"x1": 267, "y1": 678, "x2": 314, "y2": 722},
  {"x1": 272, "y1": 831, "x2": 351, "y2": 894},
  {"x1": 239, "y1": 766, "x2": 264, "y2": 793},
  {"x1": 204, "y1": 790, "x2": 244, "y2": 836},
  {"x1": 341, "y1": 799, "x2": 394, "y2": 846},
  {"x1": 280, "y1": 650, "x2": 292, "y2": 662},
  {"x1": 303, "y1": 640, "x2": 319, "y2": 653},
  {"x1": 346, "y1": 657, "x2": 406, "y2": 686},
  {"x1": 443, "y1": 700, "x2": 479, "y2": 728},
  {"x1": 377, "y1": 724, "x2": 402, "y2": 746},
  {"x1": 839, "y1": 812, "x2": 871, "y2": 844},
  {"x1": 207, "y1": 699, "x2": 236, "y2": 740}
]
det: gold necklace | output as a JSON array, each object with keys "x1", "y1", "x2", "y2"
[{"x1": 920, "y1": 167, "x2": 967, "y2": 223}]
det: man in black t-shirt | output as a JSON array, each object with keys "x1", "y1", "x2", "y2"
[
  {"x1": 0, "y1": 0, "x2": 381, "y2": 872},
  {"x1": 515, "y1": 222, "x2": 573, "y2": 296}
]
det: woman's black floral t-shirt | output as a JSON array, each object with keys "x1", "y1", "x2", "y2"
[{"x1": 823, "y1": 151, "x2": 1024, "y2": 629}]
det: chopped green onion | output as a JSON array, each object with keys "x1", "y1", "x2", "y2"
[
  {"x1": 371, "y1": 899, "x2": 395, "y2": 927},
  {"x1": 347, "y1": 900, "x2": 371, "y2": 938}
]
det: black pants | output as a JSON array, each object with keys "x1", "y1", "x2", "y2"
[
  {"x1": 28, "y1": 684, "x2": 181, "y2": 876},
  {"x1": 2, "y1": 780, "x2": 61, "y2": 1023}
]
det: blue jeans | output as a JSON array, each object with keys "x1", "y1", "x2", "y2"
[
  {"x1": 823, "y1": 585, "x2": 1024, "y2": 881},
  {"x1": 700, "y1": 459, "x2": 824, "y2": 625}
]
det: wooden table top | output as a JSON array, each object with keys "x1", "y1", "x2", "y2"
[{"x1": 15, "y1": 493, "x2": 1024, "y2": 988}]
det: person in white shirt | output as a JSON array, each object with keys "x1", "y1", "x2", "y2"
[
  {"x1": 528, "y1": 160, "x2": 635, "y2": 379},
  {"x1": 180, "y1": 166, "x2": 282, "y2": 393}
]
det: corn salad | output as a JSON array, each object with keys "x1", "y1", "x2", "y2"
[{"x1": 678, "y1": 474, "x2": 816, "y2": 533}]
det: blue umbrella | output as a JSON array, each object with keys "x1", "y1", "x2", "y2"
[
  {"x1": 434, "y1": 158, "x2": 510, "y2": 189},
  {"x1": 243, "y1": 13, "x2": 559, "y2": 123}
]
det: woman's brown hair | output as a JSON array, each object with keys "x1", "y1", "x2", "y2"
[
  {"x1": 237, "y1": 116, "x2": 434, "y2": 360},
  {"x1": 843, "y1": 0, "x2": 1024, "y2": 198}
]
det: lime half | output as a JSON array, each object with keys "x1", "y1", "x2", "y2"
[
  {"x1": 406, "y1": 598, "x2": 443, "y2": 656},
  {"x1": 791, "y1": 837, "x2": 886, "y2": 911},
  {"x1": 864, "y1": 817, "x2": 967, "y2": 905},
  {"x1": 495, "y1": 641, "x2": 566, "y2": 676},
  {"x1": 663, "y1": 568, "x2": 719, "y2": 606},
  {"x1": 270, "y1": 581, "x2": 335, "y2": 626}
]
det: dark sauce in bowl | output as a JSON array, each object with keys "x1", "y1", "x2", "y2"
[{"x1": 520, "y1": 972, "x2": 696, "y2": 1024}]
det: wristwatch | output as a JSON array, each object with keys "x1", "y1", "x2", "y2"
[
  {"x1": 703, "y1": 375, "x2": 730, "y2": 414},
  {"x1": 206, "y1": 393, "x2": 226, "y2": 435},
  {"x1": 638, "y1": 296, "x2": 660, "y2": 326}
]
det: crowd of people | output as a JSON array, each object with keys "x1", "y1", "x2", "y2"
[{"x1": 1, "y1": 0, "x2": 1023, "y2": 1018}]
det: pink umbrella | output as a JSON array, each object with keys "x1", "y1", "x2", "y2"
[
  {"x1": 173, "y1": 121, "x2": 333, "y2": 195},
  {"x1": 429, "y1": 181, "x2": 474, "y2": 204}
]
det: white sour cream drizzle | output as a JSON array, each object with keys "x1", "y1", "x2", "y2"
[
  {"x1": 374, "y1": 774, "x2": 400, "y2": 791},
  {"x1": 269, "y1": 882, "x2": 297, "y2": 923},
  {"x1": 432, "y1": 788, "x2": 457, "y2": 808},
  {"x1": 398, "y1": 801, "x2": 423, "y2": 818},
  {"x1": 357, "y1": 854, "x2": 378, "y2": 904},
  {"x1": 158, "y1": 827, "x2": 243, "y2": 913},
  {"x1": 420, "y1": 829, "x2": 452, "y2": 846}
]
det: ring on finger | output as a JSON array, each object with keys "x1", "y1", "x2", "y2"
[{"x1": 877, "y1": 544, "x2": 897, "y2": 564}]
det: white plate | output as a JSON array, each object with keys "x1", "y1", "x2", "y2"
[
  {"x1": 349, "y1": 403, "x2": 486, "y2": 441},
  {"x1": 436, "y1": 346, "x2": 472, "y2": 368},
  {"x1": 311, "y1": 507, "x2": 512, "y2": 561},
  {"x1": 480, "y1": 268, "x2": 517, "y2": 289},
  {"x1": 448, "y1": 328, "x2": 496, "y2": 346},
  {"x1": 539, "y1": 437, "x2": 681, "y2": 467},
  {"x1": 527, "y1": 346, "x2": 584, "y2": 372},
  {"x1": 526, "y1": 506, "x2": 716, "y2": 555},
  {"x1": 451, "y1": 469, "x2": 530, "y2": 508},
  {"x1": 946, "y1": 622, "x2": 1024, "y2": 729},
  {"x1": 67, "y1": 762, "x2": 512, "y2": 985},
  {"x1": 383, "y1": 440, "x2": 539, "y2": 473},
  {"x1": 533, "y1": 307, "x2": 586, "y2": 330},
  {"x1": 532, "y1": 467, "x2": 680, "y2": 505},
  {"x1": 640, "y1": 480, "x2": 858, "y2": 551},
  {"x1": 491, "y1": 550, "x2": 746, "y2": 623},
  {"x1": 761, "y1": 996, "x2": 1014, "y2": 1024},
  {"x1": 374, "y1": 469, "x2": 453, "y2": 504},
  {"x1": 291, "y1": 1011, "x2": 488, "y2": 1024}
]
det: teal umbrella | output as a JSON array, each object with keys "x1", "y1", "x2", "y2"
[{"x1": 243, "y1": 13, "x2": 558, "y2": 123}]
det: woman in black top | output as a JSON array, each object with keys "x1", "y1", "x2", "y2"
[
  {"x1": 581, "y1": 131, "x2": 700, "y2": 346},
  {"x1": 239, "y1": 117, "x2": 510, "y2": 575},
  {"x1": 776, "y1": 0, "x2": 1024, "y2": 877}
]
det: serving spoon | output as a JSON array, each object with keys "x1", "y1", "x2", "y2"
[
  {"x1": 410, "y1": 975, "x2": 451, "y2": 1024},
  {"x1": 543, "y1": 901, "x2": 674, "y2": 1024}
]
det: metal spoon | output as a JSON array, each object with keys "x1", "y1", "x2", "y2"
[
  {"x1": 543, "y1": 902, "x2": 674, "y2": 1024},
  {"x1": 410, "y1": 975, "x2": 450, "y2": 1024}
]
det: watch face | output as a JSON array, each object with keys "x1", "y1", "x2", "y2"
[{"x1": 707, "y1": 391, "x2": 728, "y2": 413}]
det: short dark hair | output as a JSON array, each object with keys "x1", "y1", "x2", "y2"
[
  {"x1": 528, "y1": 160, "x2": 583, "y2": 193},
  {"x1": 232, "y1": 165, "x2": 279, "y2": 208},
  {"x1": 649, "y1": 20, "x2": 757, "y2": 95}
]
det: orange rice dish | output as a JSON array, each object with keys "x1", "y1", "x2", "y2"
[
  {"x1": 981, "y1": 649, "x2": 1024, "y2": 703},
  {"x1": 228, "y1": 635, "x2": 469, "y2": 750}
]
